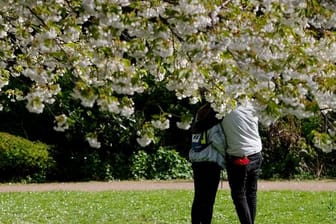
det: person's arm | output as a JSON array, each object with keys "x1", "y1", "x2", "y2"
[{"x1": 207, "y1": 124, "x2": 227, "y2": 155}]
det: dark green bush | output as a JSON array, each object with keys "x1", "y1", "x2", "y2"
[
  {"x1": 260, "y1": 115, "x2": 336, "y2": 179},
  {"x1": 0, "y1": 132, "x2": 55, "y2": 183},
  {"x1": 260, "y1": 117, "x2": 314, "y2": 179},
  {"x1": 130, "y1": 146, "x2": 192, "y2": 180}
]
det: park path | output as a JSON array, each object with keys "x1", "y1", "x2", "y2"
[{"x1": 0, "y1": 179, "x2": 335, "y2": 192}]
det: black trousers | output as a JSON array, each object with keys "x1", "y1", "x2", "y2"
[
  {"x1": 191, "y1": 162, "x2": 221, "y2": 224},
  {"x1": 226, "y1": 153, "x2": 263, "y2": 224}
]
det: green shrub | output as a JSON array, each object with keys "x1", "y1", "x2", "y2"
[
  {"x1": 260, "y1": 117, "x2": 316, "y2": 179},
  {"x1": 130, "y1": 150, "x2": 150, "y2": 179},
  {"x1": 259, "y1": 115, "x2": 336, "y2": 179},
  {"x1": 0, "y1": 132, "x2": 55, "y2": 183},
  {"x1": 130, "y1": 146, "x2": 192, "y2": 180},
  {"x1": 150, "y1": 147, "x2": 192, "y2": 180}
]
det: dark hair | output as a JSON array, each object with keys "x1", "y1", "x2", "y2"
[{"x1": 191, "y1": 103, "x2": 220, "y2": 133}]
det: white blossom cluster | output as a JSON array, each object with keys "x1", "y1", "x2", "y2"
[
  {"x1": 151, "y1": 118, "x2": 170, "y2": 130},
  {"x1": 53, "y1": 114, "x2": 69, "y2": 132},
  {"x1": 86, "y1": 135, "x2": 101, "y2": 149},
  {"x1": 0, "y1": 0, "x2": 335, "y2": 150}
]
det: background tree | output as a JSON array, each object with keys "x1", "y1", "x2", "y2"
[{"x1": 0, "y1": 0, "x2": 335, "y2": 154}]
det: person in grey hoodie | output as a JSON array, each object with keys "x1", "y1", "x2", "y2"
[
  {"x1": 189, "y1": 103, "x2": 226, "y2": 224},
  {"x1": 221, "y1": 102, "x2": 263, "y2": 224}
]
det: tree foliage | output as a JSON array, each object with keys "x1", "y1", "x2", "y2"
[{"x1": 0, "y1": 0, "x2": 335, "y2": 151}]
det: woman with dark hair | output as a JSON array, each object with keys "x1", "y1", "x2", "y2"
[{"x1": 189, "y1": 103, "x2": 226, "y2": 224}]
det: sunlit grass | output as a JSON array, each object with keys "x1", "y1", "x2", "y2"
[{"x1": 0, "y1": 190, "x2": 334, "y2": 223}]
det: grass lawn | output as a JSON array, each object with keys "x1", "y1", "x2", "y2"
[{"x1": 0, "y1": 190, "x2": 335, "y2": 223}]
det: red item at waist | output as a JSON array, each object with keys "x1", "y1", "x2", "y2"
[
  {"x1": 226, "y1": 152, "x2": 261, "y2": 166},
  {"x1": 232, "y1": 157, "x2": 250, "y2": 165}
]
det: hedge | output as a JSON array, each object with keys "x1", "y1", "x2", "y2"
[{"x1": 0, "y1": 132, "x2": 55, "y2": 183}]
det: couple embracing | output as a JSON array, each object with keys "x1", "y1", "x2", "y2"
[{"x1": 189, "y1": 100, "x2": 263, "y2": 224}]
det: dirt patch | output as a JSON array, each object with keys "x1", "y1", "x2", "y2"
[{"x1": 0, "y1": 180, "x2": 335, "y2": 192}]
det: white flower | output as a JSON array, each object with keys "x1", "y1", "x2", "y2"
[
  {"x1": 120, "y1": 106, "x2": 134, "y2": 117},
  {"x1": 0, "y1": 77, "x2": 9, "y2": 89},
  {"x1": 45, "y1": 28, "x2": 58, "y2": 39},
  {"x1": 176, "y1": 121, "x2": 191, "y2": 130},
  {"x1": 117, "y1": 0, "x2": 130, "y2": 7},
  {"x1": 25, "y1": 92, "x2": 45, "y2": 114},
  {"x1": 0, "y1": 30, "x2": 7, "y2": 38},
  {"x1": 53, "y1": 114, "x2": 69, "y2": 132},
  {"x1": 71, "y1": 88, "x2": 97, "y2": 108},
  {"x1": 22, "y1": 68, "x2": 48, "y2": 84},
  {"x1": 97, "y1": 97, "x2": 120, "y2": 114},
  {"x1": 151, "y1": 119, "x2": 170, "y2": 130},
  {"x1": 136, "y1": 135, "x2": 152, "y2": 147},
  {"x1": 86, "y1": 136, "x2": 101, "y2": 149}
]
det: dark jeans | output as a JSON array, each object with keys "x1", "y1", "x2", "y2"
[
  {"x1": 226, "y1": 153, "x2": 263, "y2": 224},
  {"x1": 191, "y1": 162, "x2": 221, "y2": 224}
]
